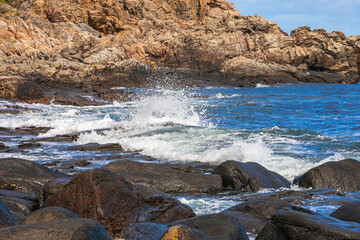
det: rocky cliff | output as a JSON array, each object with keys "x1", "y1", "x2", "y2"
[{"x1": 0, "y1": 0, "x2": 359, "y2": 91}]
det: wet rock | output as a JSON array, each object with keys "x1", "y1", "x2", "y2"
[
  {"x1": 161, "y1": 225, "x2": 209, "y2": 240},
  {"x1": 330, "y1": 201, "x2": 360, "y2": 224},
  {"x1": 0, "y1": 76, "x2": 47, "y2": 103},
  {"x1": 212, "y1": 160, "x2": 290, "y2": 192},
  {"x1": 0, "y1": 218, "x2": 111, "y2": 240},
  {"x1": 294, "y1": 159, "x2": 360, "y2": 192},
  {"x1": 17, "y1": 143, "x2": 42, "y2": 149},
  {"x1": 121, "y1": 222, "x2": 169, "y2": 240},
  {"x1": 257, "y1": 206, "x2": 360, "y2": 240},
  {"x1": 0, "y1": 190, "x2": 39, "y2": 218},
  {"x1": 223, "y1": 198, "x2": 291, "y2": 234},
  {"x1": 0, "y1": 143, "x2": 9, "y2": 151},
  {"x1": 0, "y1": 198, "x2": 15, "y2": 228},
  {"x1": 21, "y1": 207, "x2": 78, "y2": 225},
  {"x1": 169, "y1": 213, "x2": 249, "y2": 240},
  {"x1": 68, "y1": 143, "x2": 123, "y2": 152},
  {"x1": 42, "y1": 178, "x2": 70, "y2": 201},
  {"x1": 43, "y1": 169, "x2": 195, "y2": 237},
  {"x1": 103, "y1": 160, "x2": 222, "y2": 194},
  {"x1": 0, "y1": 158, "x2": 66, "y2": 201}
]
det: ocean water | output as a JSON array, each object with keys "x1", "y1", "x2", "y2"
[{"x1": 1, "y1": 83, "x2": 360, "y2": 215}]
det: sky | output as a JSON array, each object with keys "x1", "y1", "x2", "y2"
[{"x1": 232, "y1": 0, "x2": 360, "y2": 36}]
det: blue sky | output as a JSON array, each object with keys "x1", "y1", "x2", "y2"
[{"x1": 232, "y1": 0, "x2": 360, "y2": 36}]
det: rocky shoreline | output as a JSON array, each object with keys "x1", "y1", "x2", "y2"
[
  {"x1": 0, "y1": 0, "x2": 360, "y2": 106},
  {"x1": 1, "y1": 155, "x2": 360, "y2": 239}
]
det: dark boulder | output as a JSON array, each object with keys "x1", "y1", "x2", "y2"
[
  {"x1": 257, "y1": 206, "x2": 360, "y2": 240},
  {"x1": 43, "y1": 169, "x2": 195, "y2": 237},
  {"x1": 0, "y1": 198, "x2": 15, "y2": 228},
  {"x1": 103, "y1": 160, "x2": 222, "y2": 194},
  {"x1": 294, "y1": 159, "x2": 360, "y2": 191},
  {"x1": 212, "y1": 160, "x2": 290, "y2": 192},
  {"x1": 0, "y1": 190, "x2": 39, "y2": 218},
  {"x1": 42, "y1": 178, "x2": 71, "y2": 201},
  {"x1": 223, "y1": 198, "x2": 291, "y2": 234},
  {"x1": 0, "y1": 158, "x2": 66, "y2": 202},
  {"x1": 330, "y1": 201, "x2": 360, "y2": 223},
  {"x1": 161, "y1": 225, "x2": 209, "y2": 240},
  {"x1": 0, "y1": 76, "x2": 47, "y2": 103},
  {"x1": 0, "y1": 218, "x2": 110, "y2": 240},
  {"x1": 121, "y1": 222, "x2": 169, "y2": 240},
  {"x1": 21, "y1": 207, "x2": 78, "y2": 225},
  {"x1": 169, "y1": 213, "x2": 249, "y2": 240}
]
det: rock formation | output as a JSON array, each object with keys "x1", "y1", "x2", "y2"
[{"x1": 0, "y1": 0, "x2": 359, "y2": 93}]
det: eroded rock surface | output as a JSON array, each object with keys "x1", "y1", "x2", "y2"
[
  {"x1": 0, "y1": 0, "x2": 358, "y2": 94},
  {"x1": 43, "y1": 169, "x2": 195, "y2": 237}
]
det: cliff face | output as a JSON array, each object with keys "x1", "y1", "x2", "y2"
[{"x1": 1, "y1": 0, "x2": 359, "y2": 88}]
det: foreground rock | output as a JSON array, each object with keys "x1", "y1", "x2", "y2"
[
  {"x1": 0, "y1": 218, "x2": 110, "y2": 240},
  {"x1": 21, "y1": 207, "x2": 78, "y2": 225},
  {"x1": 223, "y1": 198, "x2": 291, "y2": 234},
  {"x1": 331, "y1": 202, "x2": 360, "y2": 224},
  {"x1": 0, "y1": 76, "x2": 47, "y2": 103},
  {"x1": 121, "y1": 222, "x2": 170, "y2": 240},
  {"x1": 161, "y1": 225, "x2": 209, "y2": 240},
  {"x1": 0, "y1": 198, "x2": 15, "y2": 228},
  {"x1": 43, "y1": 169, "x2": 195, "y2": 237},
  {"x1": 169, "y1": 213, "x2": 249, "y2": 240},
  {"x1": 212, "y1": 160, "x2": 290, "y2": 192},
  {"x1": 257, "y1": 206, "x2": 360, "y2": 240},
  {"x1": 0, "y1": 158, "x2": 66, "y2": 202},
  {"x1": 103, "y1": 160, "x2": 222, "y2": 194},
  {"x1": 0, "y1": 189, "x2": 39, "y2": 224},
  {"x1": 294, "y1": 159, "x2": 360, "y2": 191}
]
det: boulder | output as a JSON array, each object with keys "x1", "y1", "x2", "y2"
[
  {"x1": 294, "y1": 159, "x2": 360, "y2": 192},
  {"x1": 223, "y1": 198, "x2": 291, "y2": 234},
  {"x1": 43, "y1": 169, "x2": 195, "y2": 237},
  {"x1": 121, "y1": 222, "x2": 169, "y2": 240},
  {"x1": 169, "y1": 213, "x2": 249, "y2": 240},
  {"x1": 0, "y1": 218, "x2": 111, "y2": 240},
  {"x1": 21, "y1": 207, "x2": 78, "y2": 225},
  {"x1": 0, "y1": 198, "x2": 15, "y2": 228},
  {"x1": 103, "y1": 160, "x2": 222, "y2": 194},
  {"x1": 161, "y1": 225, "x2": 209, "y2": 240},
  {"x1": 330, "y1": 202, "x2": 360, "y2": 224},
  {"x1": 0, "y1": 158, "x2": 66, "y2": 201},
  {"x1": 0, "y1": 76, "x2": 46, "y2": 103},
  {"x1": 0, "y1": 190, "x2": 39, "y2": 218},
  {"x1": 212, "y1": 160, "x2": 290, "y2": 192},
  {"x1": 256, "y1": 206, "x2": 360, "y2": 240}
]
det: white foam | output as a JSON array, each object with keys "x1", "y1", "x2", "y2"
[{"x1": 256, "y1": 83, "x2": 270, "y2": 88}]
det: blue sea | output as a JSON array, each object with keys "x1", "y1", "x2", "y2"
[{"x1": 1, "y1": 83, "x2": 359, "y2": 217}]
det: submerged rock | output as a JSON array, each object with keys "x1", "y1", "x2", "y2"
[
  {"x1": 331, "y1": 202, "x2": 360, "y2": 224},
  {"x1": 0, "y1": 218, "x2": 111, "y2": 240},
  {"x1": 212, "y1": 160, "x2": 290, "y2": 192},
  {"x1": 223, "y1": 198, "x2": 291, "y2": 234},
  {"x1": 161, "y1": 225, "x2": 209, "y2": 240},
  {"x1": 169, "y1": 213, "x2": 249, "y2": 240},
  {"x1": 103, "y1": 160, "x2": 222, "y2": 194},
  {"x1": 257, "y1": 206, "x2": 360, "y2": 240},
  {"x1": 43, "y1": 169, "x2": 195, "y2": 237},
  {"x1": 21, "y1": 207, "x2": 78, "y2": 225},
  {"x1": 294, "y1": 159, "x2": 360, "y2": 192}
]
